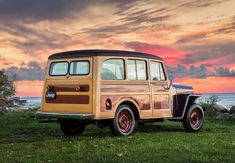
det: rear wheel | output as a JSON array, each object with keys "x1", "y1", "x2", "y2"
[
  {"x1": 110, "y1": 105, "x2": 136, "y2": 136},
  {"x1": 60, "y1": 122, "x2": 86, "y2": 136},
  {"x1": 183, "y1": 104, "x2": 204, "y2": 132}
]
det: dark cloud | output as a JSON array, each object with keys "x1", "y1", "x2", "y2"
[
  {"x1": 118, "y1": 7, "x2": 171, "y2": 23},
  {"x1": 180, "y1": 41, "x2": 235, "y2": 65},
  {"x1": 0, "y1": 22, "x2": 71, "y2": 57},
  {"x1": 125, "y1": 41, "x2": 173, "y2": 51},
  {"x1": 166, "y1": 64, "x2": 214, "y2": 79},
  {"x1": 0, "y1": 0, "x2": 143, "y2": 23},
  {"x1": 215, "y1": 67, "x2": 235, "y2": 77},
  {"x1": 5, "y1": 61, "x2": 45, "y2": 81},
  {"x1": 176, "y1": 32, "x2": 209, "y2": 43},
  {"x1": 80, "y1": 3, "x2": 173, "y2": 36},
  {"x1": 0, "y1": 0, "x2": 101, "y2": 23},
  {"x1": 215, "y1": 18, "x2": 235, "y2": 34},
  {"x1": 178, "y1": 0, "x2": 229, "y2": 8},
  {"x1": 0, "y1": 0, "x2": 152, "y2": 55},
  {"x1": 81, "y1": 14, "x2": 173, "y2": 36},
  {"x1": 167, "y1": 64, "x2": 235, "y2": 79}
]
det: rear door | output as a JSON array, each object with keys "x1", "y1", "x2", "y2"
[
  {"x1": 150, "y1": 60, "x2": 172, "y2": 118},
  {"x1": 41, "y1": 57, "x2": 93, "y2": 114}
]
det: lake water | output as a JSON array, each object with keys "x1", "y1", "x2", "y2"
[
  {"x1": 20, "y1": 97, "x2": 41, "y2": 108},
  {"x1": 198, "y1": 93, "x2": 235, "y2": 108},
  {"x1": 21, "y1": 93, "x2": 235, "y2": 109}
]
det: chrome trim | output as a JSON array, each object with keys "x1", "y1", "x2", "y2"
[
  {"x1": 169, "y1": 94, "x2": 201, "y2": 120},
  {"x1": 36, "y1": 111, "x2": 94, "y2": 120}
]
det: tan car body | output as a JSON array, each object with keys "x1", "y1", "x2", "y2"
[
  {"x1": 36, "y1": 50, "x2": 203, "y2": 136},
  {"x1": 40, "y1": 56, "x2": 175, "y2": 119}
]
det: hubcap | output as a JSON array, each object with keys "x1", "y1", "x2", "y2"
[
  {"x1": 190, "y1": 109, "x2": 202, "y2": 129},
  {"x1": 118, "y1": 111, "x2": 132, "y2": 133}
]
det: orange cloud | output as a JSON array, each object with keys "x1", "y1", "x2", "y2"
[
  {"x1": 174, "y1": 77, "x2": 235, "y2": 94},
  {"x1": 14, "y1": 80, "x2": 43, "y2": 97}
]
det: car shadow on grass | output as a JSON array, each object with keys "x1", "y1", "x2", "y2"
[
  {"x1": 0, "y1": 123, "x2": 190, "y2": 144},
  {"x1": 83, "y1": 123, "x2": 186, "y2": 138},
  {"x1": 136, "y1": 123, "x2": 185, "y2": 133}
]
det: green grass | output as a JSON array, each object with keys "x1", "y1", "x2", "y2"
[{"x1": 0, "y1": 109, "x2": 234, "y2": 163}]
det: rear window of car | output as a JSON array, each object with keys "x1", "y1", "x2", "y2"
[
  {"x1": 69, "y1": 61, "x2": 90, "y2": 75},
  {"x1": 49, "y1": 61, "x2": 90, "y2": 76},
  {"x1": 49, "y1": 62, "x2": 68, "y2": 76}
]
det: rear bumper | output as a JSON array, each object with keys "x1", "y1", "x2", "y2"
[{"x1": 36, "y1": 111, "x2": 94, "y2": 122}]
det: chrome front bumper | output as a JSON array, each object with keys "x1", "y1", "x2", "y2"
[{"x1": 36, "y1": 111, "x2": 94, "y2": 122}]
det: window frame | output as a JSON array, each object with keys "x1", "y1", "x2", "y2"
[
  {"x1": 100, "y1": 58, "x2": 126, "y2": 80},
  {"x1": 127, "y1": 59, "x2": 148, "y2": 80},
  {"x1": 68, "y1": 60, "x2": 90, "y2": 76},
  {"x1": 49, "y1": 61, "x2": 69, "y2": 76}
]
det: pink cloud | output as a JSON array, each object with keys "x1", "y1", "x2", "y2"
[{"x1": 125, "y1": 41, "x2": 189, "y2": 65}]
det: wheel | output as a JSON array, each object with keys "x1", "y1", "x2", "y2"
[
  {"x1": 183, "y1": 104, "x2": 204, "y2": 132},
  {"x1": 60, "y1": 122, "x2": 86, "y2": 136},
  {"x1": 110, "y1": 105, "x2": 136, "y2": 136}
]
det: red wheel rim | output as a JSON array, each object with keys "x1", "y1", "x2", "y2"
[
  {"x1": 190, "y1": 109, "x2": 202, "y2": 129},
  {"x1": 118, "y1": 111, "x2": 132, "y2": 133}
]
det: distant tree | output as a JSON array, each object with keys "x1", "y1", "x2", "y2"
[{"x1": 0, "y1": 70, "x2": 15, "y2": 113}]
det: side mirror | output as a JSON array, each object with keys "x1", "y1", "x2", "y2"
[
  {"x1": 168, "y1": 80, "x2": 173, "y2": 89},
  {"x1": 162, "y1": 80, "x2": 173, "y2": 90},
  {"x1": 166, "y1": 74, "x2": 173, "y2": 90}
]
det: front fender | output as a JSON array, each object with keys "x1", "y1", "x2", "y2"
[{"x1": 172, "y1": 94, "x2": 201, "y2": 119}]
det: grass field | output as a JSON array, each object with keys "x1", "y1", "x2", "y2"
[{"x1": 0, "y1": 109, "x2": 234, "y2": 163}]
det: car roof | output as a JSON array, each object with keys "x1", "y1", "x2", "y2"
[{"x1": 48, "y1": 49, "x2": 163, "y2": 61}]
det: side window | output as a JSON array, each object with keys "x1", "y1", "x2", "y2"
[
  {"x1": 127, "y1": 60, "x2": 147, "y2": 80},
  {"x1": 150, "y1": 61, "x2": 166, "y2": 81},
  {"x1": 127, "y1": 60, "x2": 136, "y2": 80},
  {"x1": 49, "y1": 62, "x2": 68, "y2": 76},
  {"x1": 69, "y1": 61, "x2": 89, "y2": 75},
  {"x1": 136, "y1": 60, "x2": 147, "y2": 80},
  {"x1": 101, "y1": 59, "x2": 124, "y2": 80}
]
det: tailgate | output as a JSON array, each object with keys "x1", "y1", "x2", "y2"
[{"x1": 41, "y1": 57, "x2": 93, "y2": 114}]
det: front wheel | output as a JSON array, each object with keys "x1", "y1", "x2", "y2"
[
  {"x1": 183, "y1": 104, "x2": 204, "y2": 132},
  {"x1": 60, "y1": 122, "x2": 86, "y2": 136},
  {"x1": 110, "y1": 105, "x2": 136, "y2": 136}
]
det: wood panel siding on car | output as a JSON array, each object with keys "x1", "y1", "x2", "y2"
[
  {"x1": 153, "y1": 95, "x2": 169, "y2": 109},
  {"x1": 100, "y1": 84, "x2": 150, "y2": 93},
  {"x1": 51, "y1": 85, "x2": 89, "y2": 92},
  {"x1": 100, "y1": 95, "x2": 151, "y2": 112},
  {"x1": 100, "y1": 82, "x2": 151, "y2": 112},
  {"x1": 46, "y1": 95, "x2": 89, "y2": 104}
]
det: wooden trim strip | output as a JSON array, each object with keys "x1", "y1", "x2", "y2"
[
  {"x1": 50, "y1": 85, "x2": 89, "y2": 92},
  {"x1": 46, "y1": 95, "x2": 89, "y2": 104}
]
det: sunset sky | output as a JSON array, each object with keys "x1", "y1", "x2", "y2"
[{"x1": 0, "y1": 0, "x2": 235, "y2": 97}]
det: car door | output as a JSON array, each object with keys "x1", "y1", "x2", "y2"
[{"x1": 150, "y1": 60, "x2": 172, "y2": 118}]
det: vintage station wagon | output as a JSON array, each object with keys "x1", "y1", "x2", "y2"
[{"x1": 36, "y1": 49, "x2": 204, "y2": 136}]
